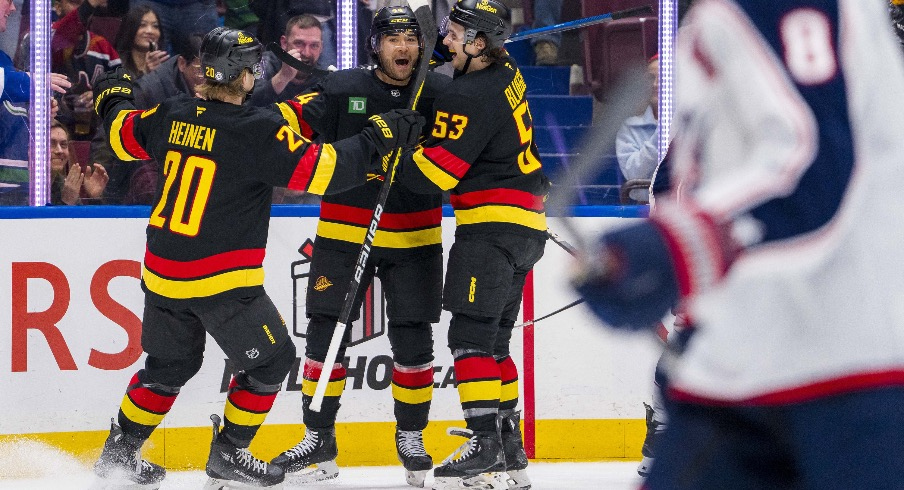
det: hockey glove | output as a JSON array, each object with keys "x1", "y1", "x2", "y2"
[
  {"x1": 93, "y1": 66, "x2": 135, "y2": 118},
  {"x1": 430, "y1": 30, "x2": 454, "y2": 69},
  {"x1": 363, "y1": 109, "x2": 426, "y2": 157},
  {"x1": 571, "y1": 200, "x2": 739, "y2": 332}
]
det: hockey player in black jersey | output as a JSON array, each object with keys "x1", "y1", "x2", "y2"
[
  {"x1": 395, "y1": 0, "x2": 548, "y2": 488},
  {"x1": 267, "y1": 6, "x2": 451, "y2": 487},
  {"x1": 89, "y1": 26, "x2": 424, "y2": 490}
]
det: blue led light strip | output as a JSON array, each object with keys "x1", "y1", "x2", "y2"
[
  {"x1": 658, "y1": 0, "x2": 676, "y2": 162},
  {"x1": 29, "y1": 0, "x2": 51, "y2": 206},
  {"x1": 337, "y1": 0, "x2": 359, "y2": 69}
]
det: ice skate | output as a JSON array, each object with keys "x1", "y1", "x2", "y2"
[
  {"x1": 204, "y1": 414, "x2": 284, "y2": 489},
  {"x1": 432, "y1": 428, "x2": 507, "y2": 490},
  {"x1": 91, "y1": 419, "x2": 165, "y2": 490},
  {"x1": 637, "y1": 402, "x2": 663, "y2": 478},
  {"x1": 396, "y1": 428, "x2": 434, "y2": 487},
  {"x1": 498, "y1": 410, "x2": 531, "y2": 490},
  {"x1": 270, "y1": 426, "x2": 339, "y2": 484}
]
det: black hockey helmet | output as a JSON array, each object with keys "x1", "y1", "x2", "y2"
[
  {"x1": 369, "y1": 5, "x2": 422, "y2": 56},
  {"x1": 200, "y1": 27, "x2": 263, "y2": 84},
  {"x1": 445, "y1": 0, "x2": 511, "y2": 47}
]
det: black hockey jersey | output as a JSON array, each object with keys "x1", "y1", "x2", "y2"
[
  {"x1": 399, "y1": 56, "x2": 549, "y2": 239},
  {"x1": 104, "y1": 94, "x2": 380, "y2": 306},
  {"x1": 278, "y1": 67, "x2": 451, "y2": 258}
]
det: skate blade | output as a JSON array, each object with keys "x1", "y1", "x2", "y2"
[
  {"x1": 433, "y1": 472, "x2": 509, "y2": 490},
  {"x1": 405, "y1": 469, "x2": 429, "y2": 487},
  {"x1": 89, "y1": 475, "x2": 161, "y2": 490},
  {"x1": 284, "y1": 459, "x2": 339, "y2": 485},
  {"x1": 203, "y1": 477, "x2": 284, "y2": 489},
  {"x1": 505, "y1": 469, "x2": 531, "y2": 490}
]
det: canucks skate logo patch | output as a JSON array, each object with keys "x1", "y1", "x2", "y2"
[
  {"x1": 349, "y1": 97, "x2": 367, "y2": 114},
  {"x1": 314, "y1": 276, "x2": 333, "y2": 291},
  {"x1": 245, "y1": 348, "x2": 260, "y2": 359}
]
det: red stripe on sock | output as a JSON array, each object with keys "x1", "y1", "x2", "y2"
[
  {"x1": 454, "y1": 355, "x2": 499, "y2": 382},
  {"x1": 393, "y1": 366, "x2": 435, "y2": 388},
  {"x1": 302, "y1": 357, "x2": 347, "y2": 381}
]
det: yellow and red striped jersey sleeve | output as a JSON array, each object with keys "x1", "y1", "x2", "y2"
[{"x1": 108, "y1": 108, "x2": 153, "y2": 161}]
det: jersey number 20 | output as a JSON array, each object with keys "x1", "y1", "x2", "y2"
[{"x1": 150, "y1": 150, "x2": 216, "y2": 237}]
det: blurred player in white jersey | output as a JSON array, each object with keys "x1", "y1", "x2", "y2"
[{"x1": 572, "y1": 0, "x2": 904, "y2": 488}]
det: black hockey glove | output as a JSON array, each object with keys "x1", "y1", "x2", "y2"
[
  {"x1": 430, "y1": 30, "x2": 454, "y2": 69},
  {"x1": 363, "y1": 109, "x2": 426, "y2": 157},
  {"x1": 93, "y1": 66, "x2": 135, "y2": 118}
]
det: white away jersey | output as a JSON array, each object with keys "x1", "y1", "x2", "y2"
[{"x1": 666, "y1": 0, "x2": 904, "y2": 403}]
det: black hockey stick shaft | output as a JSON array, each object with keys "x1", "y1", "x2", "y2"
[
  {"x1": 310, "y1": 0, "x2": 437, "y2": 412},
  {"x1": 547, "y1": 229, "x2": 578, "y2": 257},
  {"x1": 515, "y1": 298, "x2": 584, "y2": 328},
  {"x1": 506, "y1": 5, "x2": 654, "y2": 43},
  {"x1": 267, "y1": 42, "x2": 332, "y2": 76}
]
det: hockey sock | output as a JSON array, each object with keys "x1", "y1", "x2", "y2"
[
  {"x1": 392, "y1": 362, "x2": 434, "y2": 431},
  {"x1": 221, "y1": 372, "x2": 281, "y2": 447},
  {"x1": 117, "y1": 370, "x2": 179, "y2": 440},
  {"x1": 453, "y1": 350, "x2": 501, "y2": 433},
  {"x1": 496, "y1": 356, "x2": 519, "y2": 413},
  {"x1": 301, "y1": 357, "x2": 346, "y2": 428}
]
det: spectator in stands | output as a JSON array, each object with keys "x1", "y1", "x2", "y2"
[
  {"x1": 531, "y1": 0, "x2": 562, "y2": 65},
  {"x1": 53, "y1": 0, "x2": 82, "y2": 21},
  {"x1": 1, "y1": 0, "x2": 71, "y2": 205},
  {"x1": 891, "y1": 0, "x2": 904, "y2": 50},
  {"x1": 615, "y1": 54, "x2": 660, "y2": 203},
  {"x1": 52, "y1": 0, "x2": 121, "y2": 140},
  {"x1": 50, "y1": 119, "x2": 109, "y2": 205},
  {"x1": 129, "y1": 0, "x2": 217, "y2": 56},
  {"x1": 251, "y1": 0, "x2": 338, "y2": 69},
  {"x1": 91, "y1": 33, "x2": 205, "y2": 204},
  {"x1": 1, "y1": 0, "x2": 22, "y2": 57},
  {"x1": 132, "y1": 32, "x2": 205, "y2": 106},
  {"x1": 248, "y1": 14, "x2": 325, "y2": 107},
  {"x1": 114, "y1": 5, "x2": 171, "y2": 79}
]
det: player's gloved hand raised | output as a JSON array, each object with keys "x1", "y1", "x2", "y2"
[
  {"x1": 363, "y1": 109, "x2": 426, "y2": 157},
  {"x1": 93, "y1": 66, "x2": 135, "y2": 118}
]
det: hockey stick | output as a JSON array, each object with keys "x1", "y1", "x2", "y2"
[
  {"x1": 547, "y1": 228, "x2": 578, "y2": 257},
  {"x1": 511, "y1": 73, "x2": 649, "y2": 331},
  {"x1": 514, "y1": 299, "x2": 583, "y2": 328},
  {"x1": 310, "y1": 0, "x2": 437, "y2": 413},
  {"x1": 545, "y1": 65, "x2": 649, "y2": 253},
  {"x1": 505, "y1": 5, "x2": 654, "y2": 44},
  {"x1": 267, "y1": 42, "x2": 332, "y2": 77}
]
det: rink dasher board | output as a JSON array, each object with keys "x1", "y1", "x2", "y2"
[{"x1": 0, "y1": 206, "x2": 658, "y2": 465}]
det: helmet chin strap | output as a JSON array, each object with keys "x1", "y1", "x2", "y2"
[{"x1": 455, "y1": 43, "x2": 484, "y2": 78}]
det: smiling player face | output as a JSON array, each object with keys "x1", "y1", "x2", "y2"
[{"x1": 376, "y1": 30, "x2": 420, "y2": 83}]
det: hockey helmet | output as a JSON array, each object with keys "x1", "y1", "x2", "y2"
[
  {"x1": 445, "y1": 0, "x2": 511, "y2": 47},
  {"x1": 200, "y1": 27, "x2": 263, "y2": 84},
  {"x1": 369, "y1": 5, "x2": 422, "y2": 55}
]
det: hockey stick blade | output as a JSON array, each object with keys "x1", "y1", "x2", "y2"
[
  {"x1": 506, "y1": 5, "x2": 654, "y2": 43},
  {"x1": 310, "y1": 0, "x2": 437, "y2": 413},
  {"x1": 267, "y1": 42, "x2": 331, "y2": 76}
]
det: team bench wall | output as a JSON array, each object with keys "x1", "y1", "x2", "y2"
[{"x1": 0, "y1": 206, "x2": 657, "y2": 469}]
